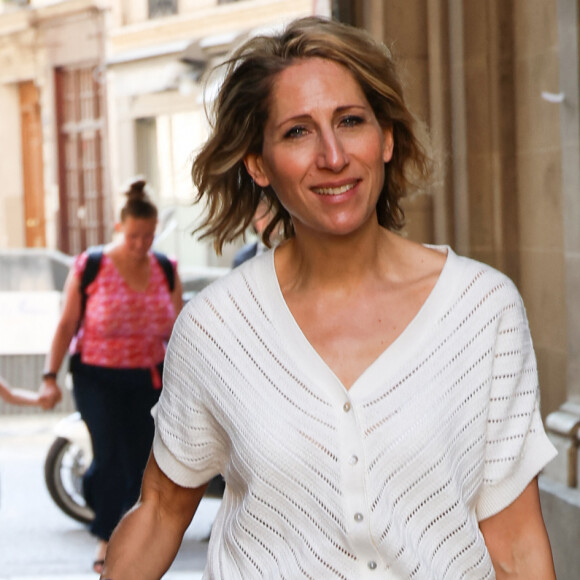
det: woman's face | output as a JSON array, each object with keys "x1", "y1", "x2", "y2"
[
  {"x1": 245, "y1": 57, "x2": 393, "y2": 240},
  {"x1": 118, "y1": 216, "x2": 157, "y2": 259}
]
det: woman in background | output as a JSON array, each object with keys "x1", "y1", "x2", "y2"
[{"x1": 39, "y1": 180, "x2": 182, "y2": 574}]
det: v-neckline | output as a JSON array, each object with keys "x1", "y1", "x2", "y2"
[{"x1": 258, "y1": 245, "x2": 456, "y2": 395}]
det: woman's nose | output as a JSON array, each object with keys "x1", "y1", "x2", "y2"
[
  {"x1": 317, "y1": 130, "x2": 348, "y2": 171},
  {"x1": 137, "y1": 237, "x2": 150, "y2": 251}
]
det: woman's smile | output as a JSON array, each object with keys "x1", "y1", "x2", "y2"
[{"x1": 312, "y1": 179, "x2": 360, "y2": 197}]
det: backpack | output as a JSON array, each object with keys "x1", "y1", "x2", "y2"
[{"x1": 79, "y1": 246, "x2": 175, "y2": 322}]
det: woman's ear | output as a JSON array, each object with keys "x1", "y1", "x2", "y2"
[
  {"x1": 383, "y1": 127, "x2": 394, "y2": 163},
  {"x1": 114, "y1": 222, "x2": 122, "y2": 234},
  {"x1": 244, "y1": 154, "x2": 270, "y2": 188}
]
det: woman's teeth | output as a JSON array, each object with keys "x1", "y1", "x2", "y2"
[{"x1": 314, "y1": 183, "x2": 355, "y2": 196}]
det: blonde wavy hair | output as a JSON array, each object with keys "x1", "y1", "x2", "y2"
[{"x1": 192, "y1": 16, "x2": 432, "y2": 253}]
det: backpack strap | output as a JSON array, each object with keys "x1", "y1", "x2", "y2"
[{"x1": 153, "y1": 251, "x2": 175, "y2": 292}]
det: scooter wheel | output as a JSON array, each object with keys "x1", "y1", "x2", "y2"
[{"x1": 44, "y1": 436, "x2": 95, "y2": 525}]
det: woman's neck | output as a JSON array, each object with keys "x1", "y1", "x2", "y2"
[
  {"x1": 275, "y1": 225, "x2": 400, "y2": 294},
  {"x1": 109, "y1": 243, "x2": 149, "y2": 266}
]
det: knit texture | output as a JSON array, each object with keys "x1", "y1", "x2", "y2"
[{"x1": 153, "y1": 246, "x2": 556, "y2": 579}]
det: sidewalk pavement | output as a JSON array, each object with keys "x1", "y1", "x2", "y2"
[{"x1": 0, "y1": 413, "x2": 215, "y2": 579}]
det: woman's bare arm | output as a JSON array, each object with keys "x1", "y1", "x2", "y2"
[
  {"x1": 100, "y1": 453, "x2": 208, "y2": 580},
  {"x1": 38, "y1": 268, "x2": 83, "y2": 409},
  {"x1": 479, "y1": 477, "x2": 556, "y2": 579}
]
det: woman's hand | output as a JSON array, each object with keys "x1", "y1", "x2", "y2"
[
  {"x1": 38, "y1": 379, "x2": 62, "y2": 410},
  {"x1": 40, "y1": 266, "x2": 83, "y2": 411},
  {"x1": 479, "y1": 477, "x2": 556, "y2": 579}
]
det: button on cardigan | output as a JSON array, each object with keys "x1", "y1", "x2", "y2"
[{"x1": 153, "y1": 246, "x2": 556, "y2": 579}]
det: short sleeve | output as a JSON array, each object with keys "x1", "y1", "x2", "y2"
[
  {"x1": 476, "y1": 286, "x2": 557, "y2": 520},
  {"x1": 152, "y1": 303, "x2": 228, "y2": 488}
]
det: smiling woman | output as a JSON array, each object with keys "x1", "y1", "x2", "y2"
[{"x1": 101, "y1": 17, "x2": 557, "y2": 580}]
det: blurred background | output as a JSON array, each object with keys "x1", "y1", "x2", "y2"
[{"x1": 0, "y1": 0, "x2": 579, "y2": 578}]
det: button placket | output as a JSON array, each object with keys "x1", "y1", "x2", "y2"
[
  {"x1": 338, "y1": 395, "x2": 382, "y2": 575},
  {"x1": 340, "y1": 397, "x2": 368, "y2": 530}
]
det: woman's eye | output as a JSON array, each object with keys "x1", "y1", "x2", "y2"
[
  {"x1": 341, "y1": 115, "x2": 364, "y2": 127},
  {"x1": 284, "y1": 126, "x2": 308, "y2": 139}
]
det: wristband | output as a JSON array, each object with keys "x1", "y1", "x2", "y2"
[{"x1": 42, "y1": 371, "x2": 58, "y2": 381}]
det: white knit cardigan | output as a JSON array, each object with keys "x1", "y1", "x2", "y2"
[{"x1": 153, "y1": 246, "x2": 556, "y2": 579}]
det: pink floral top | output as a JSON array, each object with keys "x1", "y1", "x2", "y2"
[{"x1": 71, "y1": 252, "x2": 177, "y2": 374}]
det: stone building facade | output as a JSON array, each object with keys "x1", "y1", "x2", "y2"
[{"x1": 0, "y1": 0, "x2": 111, "y2": 253}]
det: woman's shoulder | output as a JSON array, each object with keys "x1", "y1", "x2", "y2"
[
  {"x1": 170, "y1": 254, "x2": 273, "y2": 355},
  {"x1": 393, "y1": 239, "x2": 522, "y2": 321},
  {"x1": 449, "y1": 247, "x2": 518, "y2": 286},
  {"x1": 437, "y1": 246, "x2": 525, "y2": 314},
  {"x1": 72, "y1": 250, "x2": 92, "y2": 278}
]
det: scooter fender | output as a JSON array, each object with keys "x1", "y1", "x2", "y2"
[{"x1": 53, "y1": 412, "x2": 92, "y2": 456}]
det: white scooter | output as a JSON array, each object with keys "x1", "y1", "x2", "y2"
[{"x1": 44, "y1": 412, "x2": 95, "y2": 524}]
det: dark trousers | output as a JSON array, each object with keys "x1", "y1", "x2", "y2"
[{"x1": 72, "y1": 357, "x2": 162, "y2": 541}]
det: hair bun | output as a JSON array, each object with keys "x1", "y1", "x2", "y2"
[
  {"x1": 127, "y1": 179, "x2": 147, "y2": 200},
  {"x1": 120, "y1": 178, "x2": 157, "y2": 221}
]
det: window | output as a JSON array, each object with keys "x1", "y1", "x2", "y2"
[
  {"x1": 148, "y1": 0, "x2": 177, "y2": 19},
  {"x1": 54, "y1": 66, "x2": 109, "y2": 254}
]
